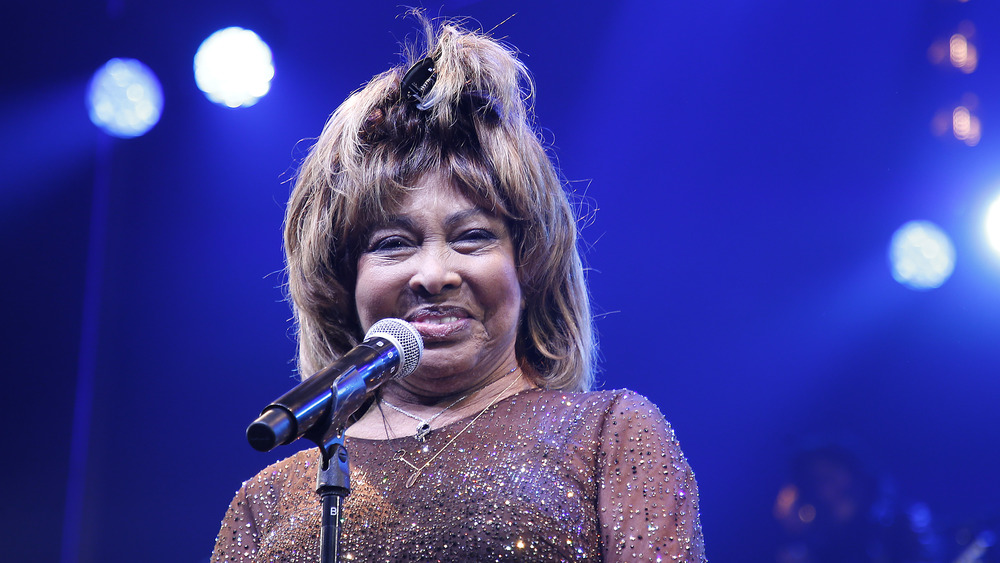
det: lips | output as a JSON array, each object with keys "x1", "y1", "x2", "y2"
[{"x1": 405, "y1": 307, "x2": 472, "y2": 340}]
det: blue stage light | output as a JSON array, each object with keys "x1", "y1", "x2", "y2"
[
  {"x1": 889, "y1": 220, "x2": 955, "y2": 290},
  {"x1": 87, "y1": 58, "x2": 163, "y2": 138},
  {"x1": 194, "y1": 27, "x2": 274, "y2": 108},
  {"x1": 986, "y1": 194, "x2": 1000, "y2": 255}
]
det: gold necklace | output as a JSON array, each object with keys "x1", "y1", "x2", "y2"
[{"x1": 393, "y1": 369, "x2": 523, "y2": 488}]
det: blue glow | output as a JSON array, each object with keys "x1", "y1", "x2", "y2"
[
  {"x1": 87, "y1": 58, "x2": 163, "y2": 138},
  {"x1": 194, "y1": 27, "x2": 274, "y2": 108},
  {"x1": 889, "y1": 220, "x2": 955, "y2": 290},
  {"x1": 986, "y1": 194, "x2": 1000, "y2": 255}
]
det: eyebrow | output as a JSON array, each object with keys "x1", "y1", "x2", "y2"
[
  {"x1": 373, "y1": 208, "x2": 496, "y2": 233},
  {"x1": 444, "y1": 208, "x2": 493, "y2": 229}
]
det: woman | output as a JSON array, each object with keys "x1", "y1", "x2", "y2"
[{"x1": 213, "y1": 17, "x2": 706, "y2": 562}]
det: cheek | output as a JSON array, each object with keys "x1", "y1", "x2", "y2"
[
  {"x1": 486, "y1": 257, "x2": 522, "y2": 322},
  {"x1": 354, "y1": 260, "x2": 394, "y2": 328}
]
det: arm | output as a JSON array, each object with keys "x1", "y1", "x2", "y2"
[{"x1": 597, "y1": 391, "x2": 706, "y2": 562}]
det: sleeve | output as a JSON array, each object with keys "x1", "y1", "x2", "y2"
[
  {"x1": 597, "y1": 390, "x2": 706, "y2": 562},
  {"x1": 210, "y1": 481, "x2": 262, "y2": 563}
]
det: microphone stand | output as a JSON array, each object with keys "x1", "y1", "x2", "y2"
[
  {"x1": 302, "y1": 376, "x2": 375, "y2": 563},
  {"x1": 311, "y1": 425, "x2": 351, "y2": 563}
]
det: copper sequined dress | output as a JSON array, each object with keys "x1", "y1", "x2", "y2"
[{"x1": 212, "y1": 388, "x2": 705, "y2": 562}]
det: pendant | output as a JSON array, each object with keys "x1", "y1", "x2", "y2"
[
  {"x1": 415, "y1": 422, "x2": 431, "y2": 442},
  {"x1": 405, "y1": 469, "x2": 422, "y2": 488}
]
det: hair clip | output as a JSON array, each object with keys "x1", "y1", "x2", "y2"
[{"x1": 400, "y1": 57, "x2": 436, "y2": 111}]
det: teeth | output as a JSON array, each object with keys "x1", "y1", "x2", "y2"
[{"x1": 419, "y1": 316, "x2": 459, "y2": 324}]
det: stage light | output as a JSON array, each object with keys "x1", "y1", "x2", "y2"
[
  {"x1": 950, "y1": 33, "x2": 978, "y2": 73},
  {"x1": 87, "y1": 58, "x2": 163, "y2": 138},
  {"x1": 952, "y1": 106, "x2": 981, "y2": 146},
  {"x1": 194, "y1": 27, "x2": 274, "y2": 108},
  {"x1": 986, "y1": 195, "x2": 1000, "y2": 254},
  {"x1": 889, "y1": 220, "x2": 955, "y2": 290}
]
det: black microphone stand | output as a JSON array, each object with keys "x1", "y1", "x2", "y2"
[
  {"x1": 300, "y1": 381, "x2": 377, "y2": 562},
  {"x1": 310, "y1": 425, "x2": 351, "y2": 563}
]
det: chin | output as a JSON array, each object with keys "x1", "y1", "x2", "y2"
[{"x1": 413, "y1": 348, "x2": 477, "y2": 376}]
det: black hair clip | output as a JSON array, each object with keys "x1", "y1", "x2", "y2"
[{"x1": 400, "y1": 57, "x2": 436, "y2": 111}]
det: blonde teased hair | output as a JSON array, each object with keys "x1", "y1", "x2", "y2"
[{"x1": 284, "y1": 17, "x2": 594, "y2": 392}]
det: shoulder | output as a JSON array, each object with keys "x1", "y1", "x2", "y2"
[
  {"x1": 532, "y1": 386, "x2": 646, "y2": 405},
  {"x1": 236, "y1": 448, "x2": 318, "y2": 501},
  {"x1": 564, "y1": 389, "x2": 688, "y2": 457},
  {"x1": 526, "y1": 388, "x2": 680, "y2": 441},
  {"x1": 600, "y1": 388, "x2": 677, "y2": 435},
  {"x1": 534, "y1": 388, "x2": 671, "y2": 423}
]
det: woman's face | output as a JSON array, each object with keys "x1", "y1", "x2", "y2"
[{"x1": 354, "y1": 171, "x2": 522, "y2": 391}]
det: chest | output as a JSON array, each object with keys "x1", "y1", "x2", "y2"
[{"x1": 341, "y1": 437, "x2": 601, "y2": 561}]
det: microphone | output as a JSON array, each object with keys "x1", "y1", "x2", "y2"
[{"x1": 246, "y1": 318, "x2": 423, "y2": 452}]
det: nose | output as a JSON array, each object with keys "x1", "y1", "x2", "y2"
[{"x1": 408, "y1": 247, "x2": 462, "y2": 296}]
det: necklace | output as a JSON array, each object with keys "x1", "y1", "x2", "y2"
[
  {"x1": 381, "y1": 393, "x2": 470, "y2": 442},
  {"x1": 393, "y1": 368, "x2": 523, "y2": 488},
  {"x1": 378, "y1": 365, "x2": 519, "y2": 442}
]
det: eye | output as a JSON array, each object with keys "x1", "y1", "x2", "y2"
[
  {"x1": 366, "y1": 235, "x2": 413, "y2": 253},
  {"x1": 458, "y1": 229, "x2": 497, "y2": 241},
  {"x1": 452, "y1": 228, "x2": 499, "y2": 252}
]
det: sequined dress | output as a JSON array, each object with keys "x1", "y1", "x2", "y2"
[{"x1": 212, "y1": 388, "x2": 705, "y2": 562}]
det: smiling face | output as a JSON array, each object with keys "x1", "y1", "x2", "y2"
[{"x1": 354, "y1": 170, "x2": 522, "y2": 395}]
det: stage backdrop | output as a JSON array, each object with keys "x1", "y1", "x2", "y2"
[{"x1": 2, "y1": 1, "x2": 998, "y2": 561}]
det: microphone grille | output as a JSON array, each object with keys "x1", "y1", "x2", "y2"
[{"x1": 365, "y1": 318, "x2": 424, "y2": 378}]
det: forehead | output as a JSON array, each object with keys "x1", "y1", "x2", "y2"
[{"x1": 390, "y1": 170, "x2": 497, "y2": 221}]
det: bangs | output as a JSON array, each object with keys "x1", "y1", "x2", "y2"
[{"x1": 339, "y1": 117, "x2": 517, "y2": 249}]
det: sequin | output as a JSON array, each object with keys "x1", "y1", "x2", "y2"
[{"x1": 211, "y1": 389, "x2": 705, "y2": 561}]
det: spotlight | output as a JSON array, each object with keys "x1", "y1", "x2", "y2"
[
  {"x1": 889, "y1": 220, "x2": 956, "y2": 290},
  {"x1": 194, "y1": 27, "x2": 274, "y2": 108},
  {"x1": 986, "y1": 195, "x2": 1000, "y2": 255},
  {"x1": 87, "y1": 58, "x2": 163, "y2": 138}
]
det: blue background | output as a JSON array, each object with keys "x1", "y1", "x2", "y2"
[{"x1": 2, "y1": 1, "x2": 998, "y2": 561}]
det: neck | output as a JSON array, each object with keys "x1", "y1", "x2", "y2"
[
  {"x1": 345, "y1": 363, "x2": 533, "y2": 440},
  {"x1": 380, "y1": 361, "x2": 525, "y2": 409}
]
